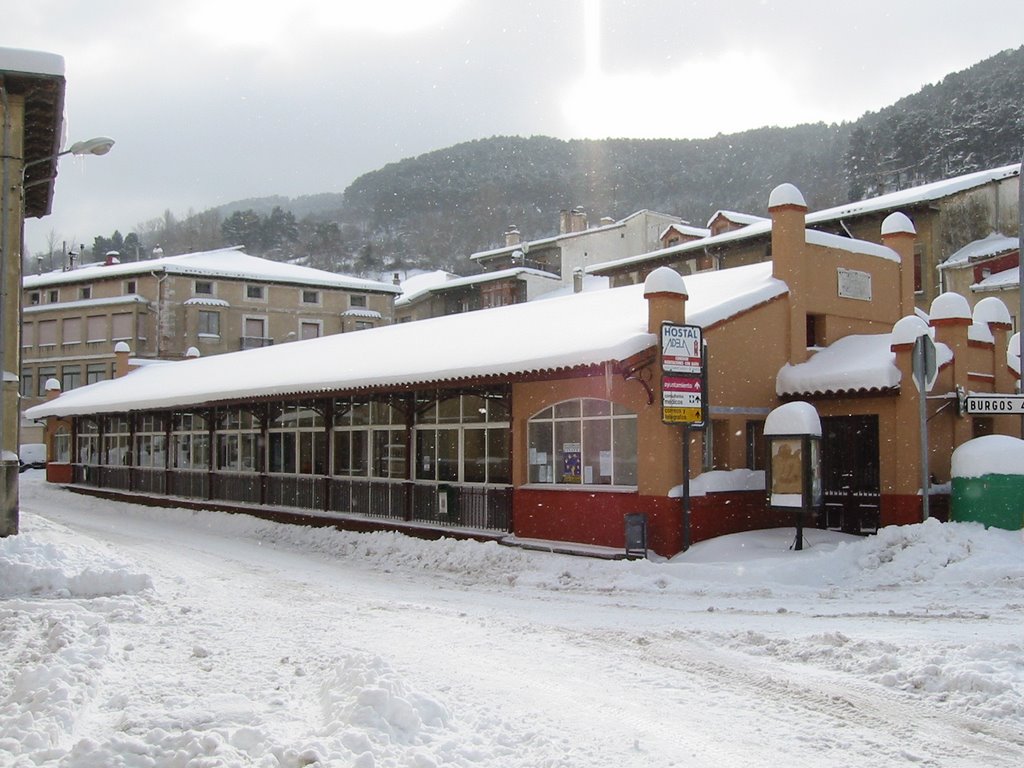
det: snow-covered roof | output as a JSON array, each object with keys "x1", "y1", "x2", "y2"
[
  {"x1": 777, "y1": 333, "x2": 953, "y2": 397},
  {"x1": 705, "y1": 210, "x2": 767, "y2": 228},
  {"x1": 940, "y1": 233, "x2": 1019, "y2": 270},
  {"x1": 395, "y1": 270, "x2": 458, "y2": 306},
  {"x1": 764, "y1": 401, "x2": 821, "y2": 437},
  {"x1": 0, "y1": 47, "x2": 64, "y2": 77},
  {"x1": 806, "y1": 164, "x2": 1020, "y2": 224},
  {"x1": 23, "y1": 247, "x2": 401, "y2": 294},
  {"x1": 26, "y1": 262, "x2": 785, "y2": 418},
  {"x1": 805, "y1": 230, "x2": 899, "y2": 262},
  {"x1": 660, "y1": 222, "x2": 710, "y2": 240},
  {"x1": 396, "y1": 268, "x2": 560, "y2": 307},
  {"x1": 470, "y1": 210, "x2": 678, "y2": 262},
  {"x1": 971, "y1": 267, "x2": 1019, "y2": 292}
]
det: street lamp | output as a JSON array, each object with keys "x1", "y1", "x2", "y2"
[{"x1": 0, "y1": 134, "x2": 114, "y2": 535}]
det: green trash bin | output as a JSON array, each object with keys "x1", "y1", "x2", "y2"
[{"x1": 950, "y1": 435, "x2": 1024, "y2": 531}]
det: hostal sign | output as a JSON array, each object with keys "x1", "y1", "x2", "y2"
[{"x1": 661, "y1": 323, "x2": 703, "y2": 424}]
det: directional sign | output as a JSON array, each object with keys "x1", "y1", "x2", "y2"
[
  {"x1": 964, "y1": 395, "x2": 1024, "y2": 415},
  {"x1": 912, "y1": 334, "x2": 937, "y2": 393},
  {"x1": 662, "y1": 375, "x2": 703, "y2": 424},
  {"x1": 661, "y1": 323, "x2": 702, "y2": 375}
]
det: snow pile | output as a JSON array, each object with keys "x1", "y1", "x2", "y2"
[{"x1": 0, "y1": 519, "x2": 151, "y2": 599}]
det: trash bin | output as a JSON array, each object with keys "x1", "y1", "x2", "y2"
[
  {"x1": 624, "y1": 513, "x2": 648, "y2": 558},
  {"x1": 950, "y1": 435, "x2": 1024, "y2": 531}
]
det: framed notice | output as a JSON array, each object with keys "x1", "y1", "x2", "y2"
[
  {"x1": 837, "y1": 268, "x2": 872, "y2": 301},
  {"x1": 662, "y1": 375, "x2": 703, "y2": 424}
]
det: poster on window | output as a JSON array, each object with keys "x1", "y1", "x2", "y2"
[
  {"x1": 562, "y1": 442, "x2": 581, "y2": 483},
  {"x1": 770, "y1": 438, "x2": 803, "y2": 507}
]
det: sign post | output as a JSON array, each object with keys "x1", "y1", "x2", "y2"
[
  {"x1": 661, "y1": 323, "x2": 705, "y2": 551},
  {"x1": 912, "y1": 334, "x2": 937, "y2": 520}
]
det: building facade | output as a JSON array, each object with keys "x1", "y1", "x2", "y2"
[
  {"x1": 20, "y1": 247, "x2": 400, "y2": 429},
  {"x1": 1, "y1": 47, "x2": 68, "y2": 535}
]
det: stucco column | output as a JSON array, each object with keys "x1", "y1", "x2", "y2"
[
  {"x1": 930, "y1": 294, "x2": 973, "y2": 453},
  {"x1": 768, "y1": 184, "x2": 808, "y2": 364},
  {"x1": 880, "y1": 212, "x2": 917, "y2": 319}
]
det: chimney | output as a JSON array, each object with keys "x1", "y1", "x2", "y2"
[
  {"x1": 114, "y1": 342, "x2": 132, "y2": 378},
  {"x1": 559, "y1": 209, "x2": 571, "y2": 234},
  {"x1": 643, "y1": 266, "x2": 688, "y2": 334},
  {"x1": 880, "y1": 212, "x2": 917, "y2": 318},
  {"x1": 768, "y1": 183, "x2": 809, "y2": 364},
  {"x1": 44, "y1": 377, "x2": 62, "y2": 401},
  {"x1": 504, "y1": 225, "x2": 521, "y2": 247},
  {"x1": 570, "y1": 207, "x2": 588, "y2": 233},
  {"x1": 573, "y1": 268, "x2": 584, "y2": 293},
  {"x1": 393, "y1": 272, "x2": 401, "y2": 286},
  {"x1": 600, "y1": 216, "x2": 615, "y2": 227}
]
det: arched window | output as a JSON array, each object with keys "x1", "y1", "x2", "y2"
[{"x1": 527, "y1": 399, "x2": 637, "y2": 487}]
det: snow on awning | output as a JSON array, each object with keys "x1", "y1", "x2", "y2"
[
  {"x1": 26, "y1": 262, "x2": 785, "y2": 418},
  {"x1": 776, "y1": 333, "x2": 953, "y2": 397},
  {"x1": 184, "y1": 297, "x2": 230, "y2": 307},
  {"x1": 342, "y1": 309, "x2": 382, "y2": 319}
]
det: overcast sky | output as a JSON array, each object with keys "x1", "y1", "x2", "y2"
[{"x1": 7, "y1": 0, "x2": 1024, "y2": 256}]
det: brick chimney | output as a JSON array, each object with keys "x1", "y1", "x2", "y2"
[
  {"x1": 504, "y1": 225, "x2": 521, "y2": 247},
  {"x1": 643, "y1": 266, "x2": 688, "y2": 334},
  {"x1": 768, "y1": 183, "x2": 809, "y2": 364},
  {"x1": 44, "y1": 378, "x2": 62, "y2": 401},
  {"x1": 114, "y1": 342, "x2": 132, "y2": 378}
]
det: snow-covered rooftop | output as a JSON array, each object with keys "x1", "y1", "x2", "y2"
[
  {"x1": 0, "y1": 47, "x2": 65, "y2": 77},
  {"x1": 777, "y1": 332, "x2": 953, "y2": 397},
  {"x1": 940, "y1": 232, "x2": 1019, "y2": 269},
  {"x1": 23, "y1": 247, "x2": 401, "y2": 294},
  {"x1": 971, "y1": 267, "x2": 1019, "y2": 292},
  {"x1": 27, "y1": 262, "x2": 785, "y2": 418},
  {"x1": 705, "y1": 210, "x2": 767, "y2": 228}
]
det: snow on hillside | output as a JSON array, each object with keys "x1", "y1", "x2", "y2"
[{"x1": 2, "y1": 473, "x2": 1023, "y2": 767}]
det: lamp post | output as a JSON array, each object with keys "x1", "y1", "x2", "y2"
[{"x1": 0, "y1": 133, "x2": 114, "y2": 536}]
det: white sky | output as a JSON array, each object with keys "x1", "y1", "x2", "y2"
[{"x1": 7, "y1": 0, "x2": 1024, "y2": 255}]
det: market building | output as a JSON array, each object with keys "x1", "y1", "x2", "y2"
[{"x1": 26, "y1": 185, "x2": 1021, "y2": 557}]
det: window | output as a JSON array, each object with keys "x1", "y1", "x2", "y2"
[
  {"x1": 80, "y1": 286, "x2": 92, "y2": 300},
  {"x1": 86, "y1": 315, "x2": 106, "y2": 342},
  {"x1": 48, "y1": 289, "x2": 59, "y2": 303},
  {"x1": 76, "y1": 419, "x2": 100, "y2": 465},
  {"x1": 216, "y1": 409, "x2": 261, "y2": 472},
  {"x1": 246, "y1": 284, "x2": 265, "y2": 300},
  {"x1": 37, "y1": 366, "x2": 55, "y2": 397},
  {"x1": 414, "y1": 392, "x2": 510, "y2": 485},
  {"x1": 61, "y1": 365, "x2": 82, "y2": 392},
  {"x1": 112, "y1": 312, "x2": 133, "y2": 340},
  {"x1": 38, "y1": 319, "x2": 57, "y2": 346},
  {"x1": 20, "y1": 368, "x2": 33, "y2": 398},
  {"x1": 194, "y1": 280, "x2": 214, "y2": 295},
  {"x1": 332, "y1": 398, "x2": 404, "y2": 479},
  {"x1": 30, "y1": 292, "x2": 40, "y2": 305},
  {"x1": 62, "y1": 317, "x2": 82, "y2": 345},
  {"x1": 103, "y1": 416, "x2": 131, "y2": 466},
  {"x1": 125, "y1": 280, "x2": 137, "y2": 294},
  {"x1": 302, "y1": 289, "x2": 320, "y2": 304},
  {"x1": 269, "y1": 405, "x2": 326, "y2": 475},
  {"x1": 86, "y1": 364, "x2": 107, "y2": 384},
  {"x1": 913, "y1": 246, "x2": 923, "y2": 293},
  {"x1": 135, "y1": 414, "x2": 167, "y2": 469},
  {"x1": 806, "y1": 314, "x2": 823, "y2": 348},
  {"x1": 54, "y1": 425, "x2": 71, "y2": 464},
  {"x1": 300, "y1": 320, "x2": 321, "y2": 340},
  {"x1": 172, "y1": 413, "x2": 210, "y2": 470},
  {"x1": 527, "y1": 398, "x2": 637, "y2": 486},
  {"x1": 22, "y1": 322, "x2": 34, "y2": 348},
  {"x1": 349, "y1": 294, "x2": 367, "y2": 308},
  {"x1": 198, "y1": 310, "x2": 221, "y2": 336}
]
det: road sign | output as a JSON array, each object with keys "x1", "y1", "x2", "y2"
[
  {"x1": 662, "y1": 375, "x2": 703, "y2": 424},
  {"x1": 964, "y1": 395, "x2": 1024, "y2": 415},
  {"x1": 912, "y1": 334, "x2": 937, "y2": 393},
  {"x1": 661, "y1": 323, "x2": 702, "y2": 375}
]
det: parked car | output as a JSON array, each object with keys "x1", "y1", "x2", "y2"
[{"x1": 19, "y1": 443, "x2": 46, "y2": 472}]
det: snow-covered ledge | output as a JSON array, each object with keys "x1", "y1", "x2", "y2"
[{"x1": 669, "y1": 468, "x2": 766, "y2": 498}]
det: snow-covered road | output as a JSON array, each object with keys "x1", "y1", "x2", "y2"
[{"x1": 3, "y1": 474, "x2": 1023, "y2": 766}]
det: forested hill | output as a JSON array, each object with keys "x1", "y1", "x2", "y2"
[{"x1": 95, "y1": 46, "x2": 1024, "y2": 275}]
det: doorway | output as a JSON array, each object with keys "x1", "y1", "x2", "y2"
[{"x1": 820, "y1": 415, "x2": 880, "y2": 533}]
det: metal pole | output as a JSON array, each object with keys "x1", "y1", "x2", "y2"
[
  {"x1": 1017, "y1": 151, "x2": 1023, "y2": 437},
  {"x1": 681, "y1": 423, "x2": 691, "y2": 551},
  {"x1": 0, "y1": 80, "x2": 13, "y2": 535}
]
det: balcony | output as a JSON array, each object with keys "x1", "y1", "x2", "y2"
[{"x1": 240, "y1": 336, "x2": 274, "y2": 350}]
